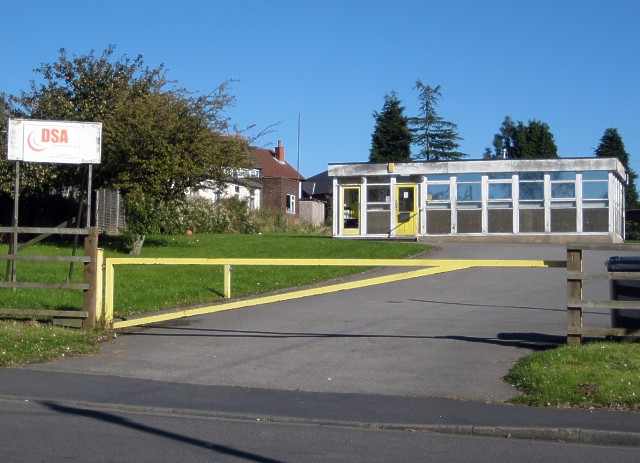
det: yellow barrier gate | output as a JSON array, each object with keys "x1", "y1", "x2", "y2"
[{"x1": 103, "y1": 258, "x2": 565, "y2": 329}]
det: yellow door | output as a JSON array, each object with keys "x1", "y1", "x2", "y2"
[
  {"x1": 396, "y1": 184, "x2": 417, "y2": 236},
  {"x1": 341, "y1": 187, "x2": 360, "y2": 235}
]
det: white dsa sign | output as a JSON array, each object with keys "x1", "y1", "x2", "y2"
[{"x1": 7, "y1": 118, "x2": 102, "y2": 164}]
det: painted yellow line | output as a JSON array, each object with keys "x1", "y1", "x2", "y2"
[{"x1": 112, "y1": 264, "x2": 471, "y2": 329}]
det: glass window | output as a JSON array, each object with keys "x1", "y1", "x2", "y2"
[
  {"x1": 518, "y1": 172, "x2": 544, "y2": 181},
  {"x1": 488, "y1": 173, "x2": 511, "y2": 180},
  {"x1": 489, "y1": 183, "x2": 512, "y2": 200},
  {"x1": 427, "y1": 184, "x2": 450, "y2": 201},
  {"x1": 286, "y1": 194, "x2": 296, "y2": 214},
  {"x1": 457, "y1": 173, "x2": 482, "y2": 182},
  {"x1": 551, "y1": 172, "x2": 576, "y2": 181},
  {"x1": 519, "y1": 182, "x2": 544, "y2": 200},
  {"x1": 551, "y1": 183, "x2": 576, "y2": 199},
  {"x1": 457, "y1": 183, "x2": 481, "y2": 201},
  {"x1": 583, "y1": 171, "x2": 608, "y2": 181},
  {"x1": 583, "y1": 182, "x2": 608, "y2": 200},
  {"x1": 367, "y1": 176, "x2": 389, "y2": 183},
  {"x1": 427, "y1": 174, "x2": 451, "y2": 182},
  {"x1": 367, "y1": 185, "x2": 390, "y2": 203}
]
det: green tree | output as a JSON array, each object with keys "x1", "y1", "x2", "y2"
[
  {"x1": 0, "y1": 94, "x2": 14, "y2": 193},
  {"x1": 369, "y1": 92, "x2": 412, "y2": 163},
  {"x1": 595, "y1": 128, "x2": 638, "y2": 209},
  {"x1": 486, "y1": 117, "x2": 557, "y2": 159},
  {"x1": 409, "y1": 80, "x2": 464, "y2": 161},
  {"x1": 485, "y1": 116, "x2": 516, "y2": 159},
  {"x1": 4, "y1": 45, "x2": 250, "y2": 198},
  {"x1": 1, "y1": 46, "x2": 251, "y2": 250}
]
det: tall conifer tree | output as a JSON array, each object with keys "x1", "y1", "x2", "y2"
[
  {"x1": 409, "y1": 80, "x2": 464, "y2": 161},
  {"x1": 369, "y1": 92, "x2": 412, "y2": 163},
  {"x1": 595, "y1": 128, "x2": 638, "y2": 209}
]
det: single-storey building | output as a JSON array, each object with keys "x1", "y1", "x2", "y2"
[{"x1": 328, "y1": 157, "x2": 627, "y2": 243}]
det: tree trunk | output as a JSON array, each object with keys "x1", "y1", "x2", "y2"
[{"x1": 129, "y1": 234, "x2": 146, "y2": 255}]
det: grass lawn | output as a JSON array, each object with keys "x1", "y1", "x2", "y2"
[{"x1": 506, "y1": 341, "x2": 640, "y2": 410}]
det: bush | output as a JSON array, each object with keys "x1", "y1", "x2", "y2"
[
  {"x1": 250, "y1": 208, "x2": 329, "y2": 235},
  {"x1": 123, "y1": 192, "x2": 328, "y2": 238}
]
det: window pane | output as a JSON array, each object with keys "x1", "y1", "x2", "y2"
[
  {"x1": 488, "y1": 173, "x2": 511, "y2": 180},
  {"x1": 427, "y1": 174, "x2": 450, "y2": 181},
  {"x1": 583, "y1": 171, "x2": 608, "y2": 181},
  {"x1": 551, "y1": 183, "x2": 575, "y2": 198},
  {"x1": 551, "y1": 172, "x2": 576, "y2": 181},
  {"x1": 457, "y1": 183, "x2": 481, "y2": 201},
  {"x1": 427, "y1": 184, "x2": 450, "y2": 201},
  {"x1": 457, "y1": 173, "x2": 482, "y2": 182},
  {"x1": 583, "y1": 182, "x2": 608, "y2": 199},
  {"x1": 519, "y1": 182, "x2": 544, "y2": 200},
  {"x1": 367, "y1": 185, "x2": 390, "y2": 202},
  {"x1": 489, "y1": 183, "x2": 512, "y2": 200},
  {"x1": 519, "y1": 172, "x2": 544, "y2": 181}
]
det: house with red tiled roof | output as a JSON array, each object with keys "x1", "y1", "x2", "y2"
[{"x1": 253, "y1": 140, "x2": 304, "y2": 215}]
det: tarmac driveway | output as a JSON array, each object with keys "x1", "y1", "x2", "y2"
[{"x1": 27, "y1": 242, "x2": 614, "y2": 402}]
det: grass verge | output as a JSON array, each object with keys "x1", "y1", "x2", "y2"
[
  {"x1": 0, "y1": 320, "x2": 111, "y2": 367},
  {"x1": 506, "y1": 341, "x2": 640, "y2": 410}
]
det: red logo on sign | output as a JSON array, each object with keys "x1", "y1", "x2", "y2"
[{"x1": 27, "y1": 128, "x2": 69, "y2": 152}]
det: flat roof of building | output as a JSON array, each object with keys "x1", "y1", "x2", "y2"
[{"x1": 328, "y1": 157, "x2": 626, "y2": 181}]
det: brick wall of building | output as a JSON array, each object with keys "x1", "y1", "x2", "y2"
[{"x1": 260, "y1": 177, "x2": 300, "y2": 215}]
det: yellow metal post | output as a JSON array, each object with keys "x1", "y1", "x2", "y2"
[
  {"x1": 104, "y1": 260, "x2": 115, "y2": 326},
  {"x1": 224, "y1": 264, "x2": 232, "y2": 298},
  {"x1": 95, "y1": 248, "x2": 104, "y2": 327}
]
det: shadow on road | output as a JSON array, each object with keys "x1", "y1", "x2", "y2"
[
  {"x1": 125, "y1": 326, "x2": 564, "y2": 351},
  {"x1": 42, "y1": 401, "x2": 285, "y2": 463}
]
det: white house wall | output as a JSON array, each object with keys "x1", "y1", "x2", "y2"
[{"x1": 191, "y1": 183, "x2": 261, "y2": 210}]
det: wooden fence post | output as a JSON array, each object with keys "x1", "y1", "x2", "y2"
[
  {"x1": 567, "y1": 247, "x2": 583, "y2": 346},
  {"x1": 83, "y1": 229, "x2": 99, "y2": 328}
]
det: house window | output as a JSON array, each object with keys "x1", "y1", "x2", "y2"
[{"x1": 286, "y1": 194, "x2": 296, "y2": 214}]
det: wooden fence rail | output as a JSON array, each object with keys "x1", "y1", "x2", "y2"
[
  {"x1": 0, "y1": 231, "x2": 101, "y2": 328},
  {"x1": 567, "y1": 243, "x2": 640, "y2": 345}
]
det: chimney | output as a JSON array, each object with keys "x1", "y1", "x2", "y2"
[{"x1": 275, "y1": 140, "x2": 285, "y2": 162}]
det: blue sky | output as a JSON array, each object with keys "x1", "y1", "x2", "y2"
[{"x1": 2, "y1": 0, "x2": 639, "y2": 178}]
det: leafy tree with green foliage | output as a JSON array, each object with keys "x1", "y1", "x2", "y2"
[
  {"x1": 1, "y1": 45, "x2": 251, "y2": 247},
  {"x1": 0, "y1": 94, "x2": 15, "y2": 193},
  {"x1": 486, "y1": 117, "x2": 557, "y2": 159},
  {"x1": 409, "y1": 80, "x2": 464, "y2": 161},
  {"x1": 485, "y1": 115, "x2": 516, "y2": 159},
  {"x1": 369, "y1": 92, "x2": 412, "y2": 163},
  {"x1": 4, "y1": 45, "x2": 250, "y2": 198},
  {"x1": 595, "y1": 128, "x2": 638, "y2": 209},
  {"x1": 512, "y1": 120, "x2": 557, "y2": 159}
]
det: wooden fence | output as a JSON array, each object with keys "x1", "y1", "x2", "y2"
[
  {"x1": 567, "y1": 243, "x2": 640, "y2": 345},
  {"x1": 0, "y1": 227, "x2": 101, "y2": 328}
]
